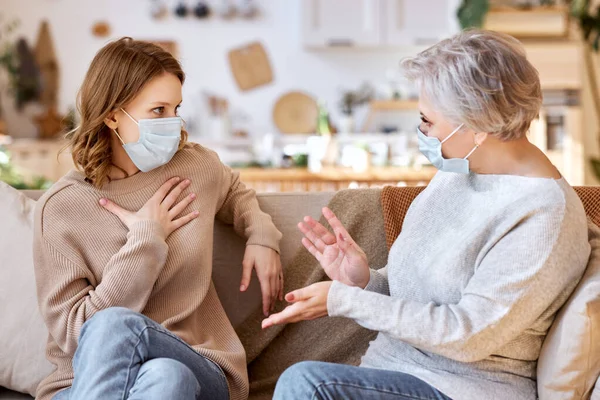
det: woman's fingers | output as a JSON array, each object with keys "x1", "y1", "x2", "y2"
[
  {"x1": 285, "y1": 286, "x2": 311, "y2": 303},
  {"x1": 171, "y1": 210, "x2": 200, "y2": 232},
  {"x1": 151, "y1": 177, "x2": 181, "y2": 204},
  {"x1": 322, "y1": 207, "x2": 354, "y2": 243},
  {"x1": 278, "y1": 270, "x2": 285, "y2": 301},
  {"x1": 99, "y1": 198, "x2": 132, "y2": 226},
  {"x1": 274, "y1": 259, "x2": 283, "y2": 307},
  {"x1": 169, "y1": 192, "x2": 197, "y2": 218},
  {"x1": 240, "y1": 259, "x2": 253, "y2": 292},
  {"x1": 162, "y1": 179, "x2": 191, "y2": 210},
  {"x1": 301, "y1": 237, "x2": 323, "y2": 262},
  {"x1": 270, "y1": 273, "x2": 279, "y2": 312},
  {"x1": 261, "y1": 303, "x2": 303, "y2": 329},
  {"x1": 298, "y1": 221, "x2": 328, "y2": 253},
  {"x1": 259, "y1": 275, "x2": 272, "y2": 317},
  {"x1": 278, "y1": 258, "x2": 285, "y2": 301},
  {"x1": 304, "y1": 216, "x2": 336, "y2": 245}
]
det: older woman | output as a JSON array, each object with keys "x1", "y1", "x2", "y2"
[{"x1": 261, "y1": 30, "x2": 591, "y2": 400}]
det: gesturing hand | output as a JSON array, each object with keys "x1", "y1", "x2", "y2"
[
  {"x1": 298, "y1": 207, "x2": 370, "y2": 289},
  {"x1": 261, "y1": 281, "x2": 331, "y2": 329}
]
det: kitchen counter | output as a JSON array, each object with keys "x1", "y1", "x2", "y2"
[{"x1": 3, "y1": 138, "x2": 437, "y2": 191}]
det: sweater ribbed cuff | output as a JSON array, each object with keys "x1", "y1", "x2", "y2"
[
  {"x1": 128, "y1": 220, "x2": 168, "y2": 243},
  {"x1": 364, "y1": 269, "x2": 389, "y2": 294},
  {"x1": 246, "y1": 222, "x2": 282, "y2": 254}
]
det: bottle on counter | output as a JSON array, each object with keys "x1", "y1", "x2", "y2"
[
  {"x1": 316, "y1": 102, "x2": 337, "y2": 136},
  {"x1": 312, "y1": 102, "x2": 339, "y2": 168}
]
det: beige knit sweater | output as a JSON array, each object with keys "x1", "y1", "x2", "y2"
[{"x1": 32, "y1": 143, "x2": 282, "y2": 400}]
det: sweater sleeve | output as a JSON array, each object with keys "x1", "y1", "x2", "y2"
[
  {"x1": 215, "y1": 160, "x2": 282, "y2": 253},
  {"x1": 327, "y1": 205, "x2": 590, "y2": 363},
  {"x1": 34, "y1": 220, "x2": 169, "y2": 356}
]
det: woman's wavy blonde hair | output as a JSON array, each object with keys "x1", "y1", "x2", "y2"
[{"x1": 67, "y1": 37, "x2": 187, "y2": 188}]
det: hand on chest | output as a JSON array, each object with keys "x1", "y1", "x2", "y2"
[{"x1": 76, "y1": 180, "x2": 218, "y2": 278}]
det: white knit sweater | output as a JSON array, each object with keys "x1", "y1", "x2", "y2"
[{"x1": 328, "y1": 171, "x2": 591, "y2": 400}]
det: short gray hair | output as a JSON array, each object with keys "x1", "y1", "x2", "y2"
[{"x1": 401, "y1": 29, "x2": 542, "y2": 141}]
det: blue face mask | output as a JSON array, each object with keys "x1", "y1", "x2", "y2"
[
  {"x1": 113, "y1": 108, "x2": 182, "y2": 173},
  {"x1": 417, "y1": 123, "x2": 478, "y2": 174}
]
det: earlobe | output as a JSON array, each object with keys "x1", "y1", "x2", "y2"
[
  {"x1": 104, "y1": 111, "x2": 119, "y2": 129},
  {"x1": 474, "y1": 132, "x2": 489, "y2": 146}
]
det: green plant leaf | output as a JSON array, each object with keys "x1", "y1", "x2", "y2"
[
  {"x1": 571, "y1": 0, "x2": 590, "y2": 17},
  {"x1": 591, "y1": 158, "x2": 600, "y2": 180},
  {"x1": 457, "y1": 0, "x2": 490, "y2": 29},
  {"x1": 0, "y1": 147, "x2": 53, "y2": 189}
]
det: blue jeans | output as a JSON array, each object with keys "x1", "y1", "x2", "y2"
[
  {"x1": 273, "y1": 361, "x2": 452, "y2": 400},
  {"x1": 52, "y1": 307, "x2": 229, "y2": 400}
]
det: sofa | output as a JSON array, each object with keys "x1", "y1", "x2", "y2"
[
  {"x1": 1, "y1": 186, "x2": 600, "y2": 400},
  {"x1": 0, "y1": 189, "x2": 336, "y2": 400}
]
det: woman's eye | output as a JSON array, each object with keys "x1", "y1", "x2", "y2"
[
  {"x1": 152, "y1": 107, "x2": 164, "y2": 115},
  {"x1": 420, "y1": 117, "x2": 431, "y2": 126}
]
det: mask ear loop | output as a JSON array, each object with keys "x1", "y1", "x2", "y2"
[
  {"x1": 441, "y1": 123, "x2": 465, "y2": 144},
  {"x1": 464, "y1": 144, "x2": 479, "y2": 160},
  {"x1": 464, "y1": 131, "x2": 484, "y2": 160},
  {"x1": 120, "y1": 108, "x2": 140, "y2": 126},
  {"x1": 112, "y1": 128, "x2": 126, "y2": 145},
  {"x1": 112, "y1": 108, "x2": 139, "y2": 146}
]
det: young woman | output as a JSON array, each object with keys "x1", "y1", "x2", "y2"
[{"x1": 33, "y1": 37, "x2": 283, "y2": 400}]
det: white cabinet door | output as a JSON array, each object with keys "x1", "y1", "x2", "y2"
[
  {"x1": 302, "y1": 0, "x2": 383, "y2": 48},
  {"x1": 383, "y1": 0, "x2": 460, "y2": 46}
]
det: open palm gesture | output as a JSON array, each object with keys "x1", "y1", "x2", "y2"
[{"x1": 298, "y1": 207, "x2": 370, "y2": 289}]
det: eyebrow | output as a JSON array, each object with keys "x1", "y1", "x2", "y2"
[{"x1": 149, "y1": 101, "x2": 183, "y2": 106}]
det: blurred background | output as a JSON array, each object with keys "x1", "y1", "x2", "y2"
[{"x1": 1, "y1": 0, "x2": 599, "y2": 191}]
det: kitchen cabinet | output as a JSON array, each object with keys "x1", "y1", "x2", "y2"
[
  {"x1": 301, "y1": 0, "x2": 382, "y2": 48},
  {"x1": 383, "y1": 0, "x2": 458, "y2": 46},
  {"x1": 301, "y1": 0, "x2": 459, "y2": 48}
]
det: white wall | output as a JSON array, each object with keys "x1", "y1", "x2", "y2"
[{"x1": 1, "y1": 0, "x2": 420, "y2": 139}]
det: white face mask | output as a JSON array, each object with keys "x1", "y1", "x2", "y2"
[
  {"x1": 416, "y1": 123, "x2": 479, "y2": 174},
  {"x1": 113, "y1": 108, "x2": 182, "y2": 173}
]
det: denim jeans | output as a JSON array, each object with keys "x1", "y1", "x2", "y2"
[
  {"x1": 273, "y1": 361, "x2": 452, "y2": 400},
  {"x1": 52, "y1": 307, "x2": 229, "y2": 400}
]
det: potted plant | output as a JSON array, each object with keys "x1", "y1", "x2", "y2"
[
  {"x1": 0, "y1": 16, "x2": 41, "y2": 129},
  {"x1": 0, "y1": 143, "x2": 52, "y2": 189},
  {"x1": 0, "y1": 16, "x2": 20, "y2": 136},
  {"x1": 338, "y1": 83, "x2": 374, "y2": 134}
]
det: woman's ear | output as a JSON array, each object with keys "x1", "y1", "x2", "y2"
[
  {"x1": 104, "y1": 111, "x2": 119, "y2": 130},
  {"x1": 474, "y1": 131, "x2": 489, "y2": 147}
]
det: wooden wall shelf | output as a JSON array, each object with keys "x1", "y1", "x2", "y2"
[
  {"x1": 369, "y1": 100, "x2": 419, "y2": 111},
  {"x1": 484, "y1": 6, "x2": 569, "y2": 38},
  {"x1": 362, "y1": 99, "x2": 419, "y2": 131}
]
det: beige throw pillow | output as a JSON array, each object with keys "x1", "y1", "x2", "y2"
[
  {"x1": 0, "y1": 182, "x2": 52, "y2": 396},
  {"x1": 537, "y1": 221, "x2": 600, "y2": 400}
]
